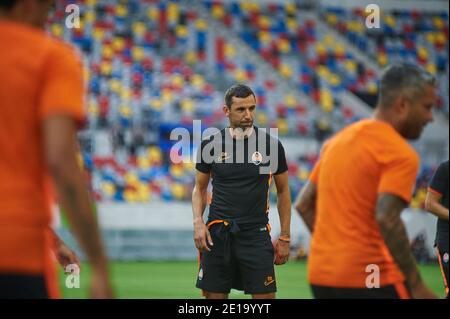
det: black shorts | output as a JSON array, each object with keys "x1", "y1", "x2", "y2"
[
  {"x1": 311, "y1": 282, "x2": 411, "y2": 299},
  {"x1": 0, "y1": 274, "x2": 49, "y2": 299},
  {"x1": 196, "y1": 222, "x2": 276, "y2": 295},
  {"x1": 436, "y1": 237, "x2": 449, "y2": 298}
]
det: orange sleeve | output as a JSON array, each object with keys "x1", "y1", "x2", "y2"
[
  {"x1": 309, "y1": 139, "x2": 332, "y2": 184},
  {"x1": 378, "y1": 149, "x2": 420, "y2": 203},
  {"x1": 38, "y1": 42, "x2": 86, "y2": 125},
  {"x1": 309, "y1": 157, "x2": 321, "y2": 184}
]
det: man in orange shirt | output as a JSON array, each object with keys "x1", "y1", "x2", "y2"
[
  {"x1": 0, "y1": 0, "x2": 112, "y2": 298},
  {"x1": 295, "y1": 64, "x2": 437, "y2": 299}
]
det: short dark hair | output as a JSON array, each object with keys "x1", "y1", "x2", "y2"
[
  {"x1": 224, "y1": 84, "x2": 256, "y2": 108},
  {"x1": 378, "y1": 63, "x2": 436, "y2": 108},
  {"x1": 0, "y1": 0, "x2": 19, "y2": 10}
]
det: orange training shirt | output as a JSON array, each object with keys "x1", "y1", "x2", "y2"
[
  {"x1": 308, "y1": 119, "x2": 420, "y2": 288},
  {"x1": 0, "y1": 20, "x2": 85, "y2": 275}
]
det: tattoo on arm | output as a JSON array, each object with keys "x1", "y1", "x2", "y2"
[{"x1": 376, "y1": 193, "x2": 422, "y2": 288}]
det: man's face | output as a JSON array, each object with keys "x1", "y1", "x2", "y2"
[
  {"x1": 400, "y1": 84, "x2": 435, "y2": 140},
  {"x1": 224, "y1": 94, "x2": 256, "y2": 130}
]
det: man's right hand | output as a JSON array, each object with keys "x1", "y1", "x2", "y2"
[
  {"x1": 410, "y1": 281, "x2": 438, "y2": 299},
  {"x1": 194, "y1": 222, "x2": 213, "y2": 252}
]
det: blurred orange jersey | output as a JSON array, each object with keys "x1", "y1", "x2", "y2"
[
  {"x1": 308, "y1": 119, "x2": 419, "y2": 288},
  {"x1": 0, "y1": 20, "x2": 85, "y2": 276}
]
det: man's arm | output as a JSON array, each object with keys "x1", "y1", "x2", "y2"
[
  {"x1": 43, "y1": 115, "x2": 112, "y2": 298},
  {"x1": 49, "y1": 229, "x2": 81, "y2": 270},
  {"x1": 192, "y1": 171, "x2": 213, "y2": 252},
  {"x1": 376, "y1": 193, "x2": 436, "y2": 299},
  {"x1": 294, "y1": 180, "x2": 317, "y2": 233},
  {"x1": 273, "y1": 172, "x2": 291, "y2": 265},
  {"x1": 425, "y1": 191, "x2": 449, "y2": 220}
]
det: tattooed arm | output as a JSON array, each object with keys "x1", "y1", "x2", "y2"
[
  {"x1": 375, "y1": 193, "x2": 436, "y2": 299},
  {"x1": 295, "y1": 180, "x2": 317, "y2": 233}
]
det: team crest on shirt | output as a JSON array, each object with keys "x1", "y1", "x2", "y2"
[
  {"x1": 217, "y1": 152, "x2": 230, "y2": 162},
  {"x1": 444, "y1": 253, "x2": 449, "y2": 263},
  {"x1": 252, "y1": 151, "x2": 263, "y2": 165},
  {"x1": 198, "y1": 268, "x2": 204, "y2": 280}
]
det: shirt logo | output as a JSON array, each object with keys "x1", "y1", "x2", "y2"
[
  {"x1": 264, "y1": 276, "x2": 275, "y2": 286},
  {"x1": 444, "y1": 253, "x2": 449, "y2": 263},
  {"x1": 198, "y1": 268, "x2": 204, "y2": 280},
  {"x1": 252, "y1": 151, "x2": 263, "y2": 166},
  {"x1": 217, "y1": 152, "x2": 231, "y2": 162}
]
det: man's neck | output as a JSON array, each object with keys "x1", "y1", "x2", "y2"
[
  {"x1": 373, "y1": 107, "x2": 402, "y2": 134},
  {"x1": 228, "y1": 126, "x2": 255, "y2": 140}
]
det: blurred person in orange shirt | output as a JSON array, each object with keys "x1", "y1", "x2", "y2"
[
  {"x1": 295, "y1": 64, "x2": 437, "y2": 299},
  {"x1": 0, "y1": 0, "x2": 112, "y2": 298}
]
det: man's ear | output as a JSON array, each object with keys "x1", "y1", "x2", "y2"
[
  {"x1": 393, "y1": 95, "x2": 409, "y2": 117},
  {"x1": 223, "y1": 105, "x2": 230, "y2": 116}
]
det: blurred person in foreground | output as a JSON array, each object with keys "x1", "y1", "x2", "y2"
[
  {"x1": 0, "y1": 0, "x2": 112, "y2": 298},
  {"x1": 295, "y1": 64, "x2": 437, "y2": 299}
]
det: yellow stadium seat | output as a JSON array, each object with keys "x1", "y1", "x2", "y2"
[
  {"x1": 172, "y1": 183, "x2": 186, "y2": 200},
  {"x1": 284, "y1": 95, "x2": 297, "y2": 108},
  {"x1": 234, "y1": 69, "x2": 247, "y2": 82},
  {"x1": 161, "y1": 89, "x2": 173, "y2": 103},
  {"x1": 150, "y1": 99, "x2": 162, "y2": 111},
  {"x1": 88, "y1": 101, "x2": 99, "y2": 116},
  {"x1": 138, "y1": 156, "x2": 151, "y2": 170},
  {"x1": 329, "y1": 73, "x2": 341, "y2": 86},
  {"x1": 195, "y1": 19, "x2": 208, "y2": 31},
  {"x1": 93, "y1": 28, "x2": 104, "y2": 41},
  {"x1": 132, "y1": 22, "x2": 146, "y2": 37},
  {"x1": 172, "y1": 74, "x2": 185, "y2": 88},
  {"x1": 181, "y1": 99, "x2": 194, "y2": 113},
  {"x1": 176, "y1": 25, "x2": 188, "y2": 38},
  {"x1": 287, "y1": 18, "x2": 297, "y2": 31},
  {"x1": 147, "y1": 7, "x2": 159, "y2": 21},
  {"x1": 102, "y1": 45, "x2": 114, "y2": 59},
  {"x1": 109, "y1": 79, "x2": 122, "y2": 93},
  {"x1": 367, "y1": 82, "x2": 378, "y2": 94},
  {"x1": 259, "y1": 31, "x2": 272, "y2": 45},
  {"x1": 384, "y1": 15, "x2": 396, "y2": 28},
  {"x1": 259, "y1": 16, "x2": 271, "y2": 29},
  {"x1": 323, "y1": 35, "x2": 335, "y2": 48},
  {"x1": 86, "y1": 0, "x2": 96, "y2": 7},
  {"x1": 101, "y1": 182, "x2": 116, "y2": 197},
  {"x1": 119, "y1": 105, "x2": 132, "y2": 118},
  {"x1": 224, "y1": 43, "x2": 236, "y2": 58},
  {"x1": 277, "y1": 119, "x2": 289, "y2": 136},
  {"x1": 285, "y1": 3, "x2": 297, "y2": 15},
  {"x1": 326, "y1": 14, "x2": 338, "y2": 26},
  {"x1": 279, "y1": 64, "x2": 293, "y2": 79},
  {"x1": 185, "y1": 51, "x2": 197, "y2": 64},
  {"x1": 100, "y1": 61, "x2": 112, "y2": 76},
  {"x1": 132, "y1": 46, "x2": 145, "y2": 62},
  {"x1": 125, "y1": 172, "x2": 139, "y2": 186},
  {"x1": 84, "y1": 10, "x2": 96, "y2": 23},
  {"x1": 378, "y1": 54, "x2": 388, "y2": 67},
  {"x1": 315, "y1": 43, "x2": 327, "y2": 55},
  {"x1": 299, "y1": 169, "x2": 310, "y2": 181},
  {"x1": 167, "y1": 3, "x2": 179, "y2": 24},
  {"x1": 116, "y1": 5, "x2": 128, "y2": 18},
  {"x1": 191, "y1": 74, "x2": 205, "y2": 88},
  {"x1": 138, "y1": 184, "x2": 151, "y2": 202},
  {"x1": 317, "y1": 65, "x2": 329, "y2": 78},
  {"x1": 148, "y1": 147, "x2": 162, "y2": 163},
  {"x1": 277, "y1": 38, "x2": 291, "y2": 54},
  {"x1": 51, "y1": 24, "x2": 63, "y2": 38},
  {"x1": 170, "y1": 165, "x2": 184, "y2": 178},
  {"x1": 257, "y1": 113, "x2": 268, "y2": 126},
  {"x1": 433, "y1": 16, "x2": 444, "y2": 29},
  {"x1": 124, "y1": 190, "x2": 138, "y2": 203},
  {"x1": 212, "y1": 4, "x2": 225, "y2": 19},
  {"x1": 426, "y1": 63, "x2": 437, "y2": 74}
]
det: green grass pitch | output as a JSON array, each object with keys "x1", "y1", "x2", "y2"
[{"x1": 59, "y1": 261, "x2": 446, "y2": 299}]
